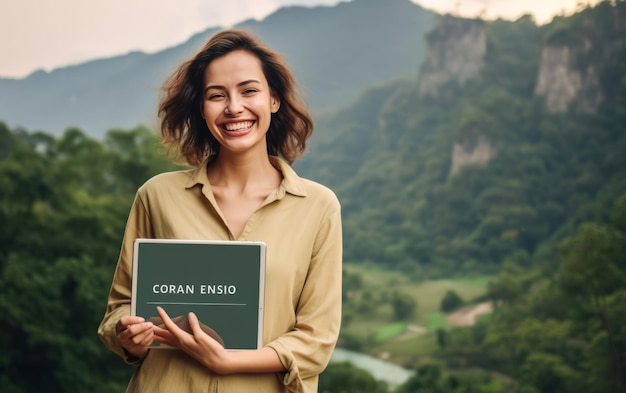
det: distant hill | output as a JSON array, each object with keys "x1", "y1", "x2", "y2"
[
  {"x1": 295, "y1": 1, "x2": 626, "y2": 273},
  {"x1": 0, "y1": 0, "x2": 435, "y2": 137}
]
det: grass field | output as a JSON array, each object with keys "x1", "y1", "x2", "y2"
[
  {"x1": 344, "y1": 264, "x2": 491, "y2": 323},
  {"x1": 341, "y1": 263, "x2": 492, "y2": 361},
  {"x1": 374, "y1": 322, "x2": 407, "y2": 342},
  {"x1": 426, "y1": 312, "x2": 449, "y2": 330}
]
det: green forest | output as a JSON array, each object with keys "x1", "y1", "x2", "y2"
[{"x1": 1, "y1": 1, "x2": 626, "y2": 392}]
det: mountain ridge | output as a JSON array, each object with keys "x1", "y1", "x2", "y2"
[{"x1": 0, "y1": 0, "x2": 435, "y2": 137}]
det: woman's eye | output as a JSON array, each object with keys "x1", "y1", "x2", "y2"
[
  {"x1": 207, "y1": 93, "x2": 224, "y2": 100},
  {"x1": 243, "y1": 88, "x2": 258, "y2": 95}
]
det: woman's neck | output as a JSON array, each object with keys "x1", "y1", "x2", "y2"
[{"x1": 207, "y1": 151, "x2": 281, "y2": 193}]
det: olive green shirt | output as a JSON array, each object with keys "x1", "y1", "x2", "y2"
[{"x1": 98, "y1": 157, "x2": 342, "y2": 393}]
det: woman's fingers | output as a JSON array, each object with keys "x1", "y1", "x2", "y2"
[
  {"x1": 121, "y1": 321, "x2": 153, "y2": 343},
  {"x1": 187, "y1": 312, "x2": 204, "y2": 336},
  {"x1": 153, "y1": 325, "x2": 175, "y2": 345},
  {"x1": 116, "y1": 316, "x2": 146, "y2": 334},
  {"x1": 138, "y1": 330, "x2": 155, "y2": 347},
  {"x1": 130, "y1": 323, "x2": 154, "y2": 343},
  {"x1": 156, "y1": 306, "x2": 181, "y2": 333},
  {"x1": 155, "y1": 306, "x2": 191, "y2": 347},
  {"x1": 115, "y1": 318, "x2": 154, "y2": 358}
]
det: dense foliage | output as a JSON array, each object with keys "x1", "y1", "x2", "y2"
[
  {"x1": 434, "y1": 198, "x2": 626, "y2": 393},
  {"x1": 0, "y1": 125, "x2": 178, "y2": 392}
]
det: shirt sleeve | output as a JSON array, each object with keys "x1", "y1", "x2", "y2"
[
  {"x1": 97, "y1": 192, "x2": 153, "y2": 363},
  {"x1": 266, "y1": 200, "x2": 343, "y2": 392}
]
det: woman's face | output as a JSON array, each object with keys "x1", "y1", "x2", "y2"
[{"x1": 202, "y1": 50, "x2": 280, "y2": 157}]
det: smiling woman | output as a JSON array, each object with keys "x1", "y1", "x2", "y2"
[
  {"x1": 158, "y1": 30, "x2": 313, "y2": 167},
  {"x1": 97, "y1": 29, "x2": 343, "y2": 393}
]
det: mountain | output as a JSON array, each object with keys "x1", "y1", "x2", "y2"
[
  {"x1": 295, "y1": 1, "x2": 626, "y2": 274},
  {"x1": 0, "y1": 0, "x2": 435, "y2": 137}
]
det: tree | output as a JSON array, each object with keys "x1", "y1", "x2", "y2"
[
  {"x1": 436, "y1": 328, "x2": 447, "y2": 349},
  {"x1": 396, "y1": 364, "x2": 449, "y2": 393},
  {"x1": 559, "y1": 223, "x2": 626, "y2": 393},
  {"x1": 440, "y1": 289, "x2": 464, "y2": 312},
  {"x1": 390, "y1": 291, "x2": 416, "y2": 321},
  {"x1": 319, "y1": 362, "x2": 388, "y2": 393},
  {"x1": 520, "y1": 352, "x2": 578, "y2": 393}
]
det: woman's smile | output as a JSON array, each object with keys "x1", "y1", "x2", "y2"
[{"x1": 221, "y1": 120, "x2": 255, "y2": 135}]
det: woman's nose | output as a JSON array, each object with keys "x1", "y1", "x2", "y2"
[{"x1": 225, "y1": 96, "x2": 243, "y2": 115}]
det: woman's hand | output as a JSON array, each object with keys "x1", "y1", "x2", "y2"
[
  {"x1": 115, "y1": 316, "x2": 154, "y2": 359},
  {"x1": 153, "y1": 306, "x2": 232, "y2": 373}
]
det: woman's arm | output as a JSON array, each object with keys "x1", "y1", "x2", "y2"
[{"x1": 98, "y1": 192, "x2": 154, "y2": 361}]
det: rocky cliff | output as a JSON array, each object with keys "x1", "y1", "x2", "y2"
[
  {"x1": 534, "y1": 44, "x2": 604, "y2": 113},
  {"x1": 449, "y1": 134, "x2": 497, "y2": 177},
  {"x1": 535, "y1": 1, "x2": 625, "y2": 113},
  {"x1": 418, "y1": 15, "x2": 486, "y2": 97},
  {"x1": 416, "y1": 15, "x2": 495, "y2": 175}
]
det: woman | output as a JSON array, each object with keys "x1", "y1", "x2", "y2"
[{"x1": 98, "y1": 29, "x2": 342, "y2": 393}]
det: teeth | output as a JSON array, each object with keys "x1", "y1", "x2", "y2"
[{"x1": 224, "y1": 121, "x2": 253, "y2": 131}]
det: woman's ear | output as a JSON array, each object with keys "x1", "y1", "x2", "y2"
[{"x1": 271, "y1": 93, "x2": 281, "y2": 113}]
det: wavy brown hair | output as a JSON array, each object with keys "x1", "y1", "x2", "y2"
[{"x1": 158, "y1": 29, "x2": 313, "y2": 166}]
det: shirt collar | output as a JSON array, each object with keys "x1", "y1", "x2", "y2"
[{"x1": 185, "y1": 156, "x2": 307, "y2": 198}]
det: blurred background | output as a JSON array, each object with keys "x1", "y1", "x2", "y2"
[{"x1": 1, "y1": 0, "x2": 625, "y2": 392}]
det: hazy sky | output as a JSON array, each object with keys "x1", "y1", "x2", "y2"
[{"x1": 0, "y1": 0, "x2": 599, "y2": 79}]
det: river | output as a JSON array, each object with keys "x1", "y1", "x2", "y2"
[{"x1": 330, "y1": 347, "x2": 414, "y2": 387}]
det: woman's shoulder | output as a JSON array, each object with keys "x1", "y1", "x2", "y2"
[
  {"x1": 136, "y1": 168, "x2": 196, "y2": 195},
  {"x1": 274, "y1": 157, "x2": 340, "y2": 209},
  {"x1": 299, "y1": 177, "x2": 341, "y2": 209}
]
